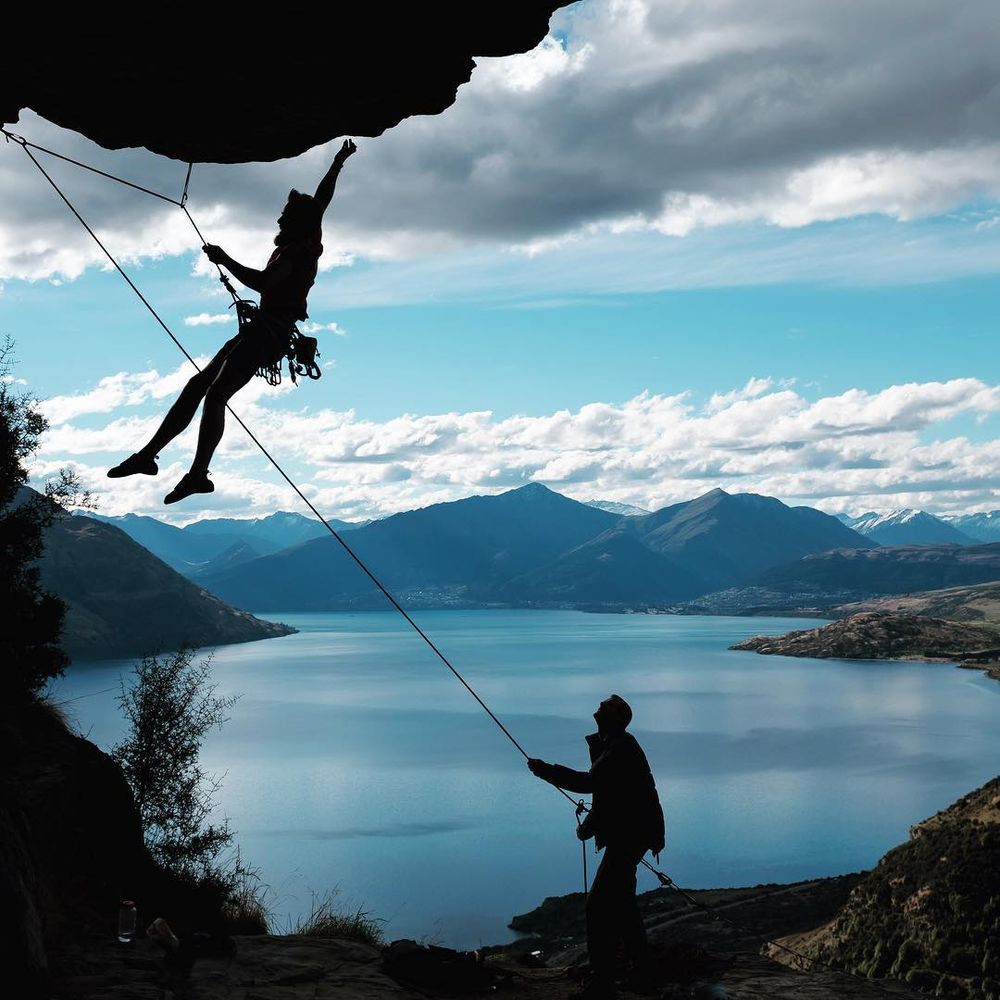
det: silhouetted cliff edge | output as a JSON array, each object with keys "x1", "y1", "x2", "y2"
[
  {"x1": 39, "y1": 503, "x2": 295, "y2": 659},
  {"x1": 774, "y1": 777, "x2": 1000, "y2": 999}
]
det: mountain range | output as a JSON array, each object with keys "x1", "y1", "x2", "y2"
[
  {"x1": 197, "y1": 484, "x2": 875, "y2": 611},
  {"x1": 585, "y1": 499, "x2": 650, "y2": 517},
  {"x1": 838, "y1": 508, "x2": 976, "y2": 546},
  {"x1": 503, "y1": 489, "x2": 876, "y2": 606},
  {"x1": 57, "y1": 488, "x2": 1000, "y2": 626},
  {"x1": 940, "y1": 510, "x2": 1000, "y2": 543},
  {"x1": 199, "y1": 483, "x2": 619, "y2": 610},
  {"x1": 75, "y1": 509, "x2": 355, "y2": 576}
]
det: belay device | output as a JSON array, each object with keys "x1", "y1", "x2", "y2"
[{"x1": 235, "y1": 299, "x2": 323, "y2": 387}]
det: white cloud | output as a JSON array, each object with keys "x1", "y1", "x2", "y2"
[
  {"x1": 39, "y1": 364, "x2": 202, "y2": 423},
  {"x1": 184, "y1": 312, "x2": 232, "y2": 326},
  {"x1": 300, "y1": 321, "x2": 346, "y2": 336},
  {"x1": 34, "y1": 371, "x2": 1000, "y2": 522}
]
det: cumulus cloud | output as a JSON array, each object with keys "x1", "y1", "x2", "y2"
[
  {"x1": 300, "y1": 320, "x2": 347, "y2": 336},
  {"x1": 184, "y1": 313, "x2": 232, "y2": 326},
  {"x1": 33, "y1": 369, "x2": 1000, "y2": 522},
  {"x1": 39, "y1": 365, "x2": 202, "y2": 424},
  {"x1": 4, "y1": 1, "x2": 1000, "y2": 282}
]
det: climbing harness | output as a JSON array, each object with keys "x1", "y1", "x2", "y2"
[
  {"x1": 232, "y1": 299, "x2": 322, "y2": 387},
  {"x1": 4, "y1": 128, "x2": 906, "y2": 997}
]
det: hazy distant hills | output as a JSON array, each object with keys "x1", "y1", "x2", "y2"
[
  {"x1": 839, "y1": 508, "x2": 976, "y2": 546},
  {"x1": 940, "y1": 510, "x2": 1000, "y2": 543},
  {"x1": 76, "y1": 509, "x2": 352, "y2": 576},
  {"x1": 41, "y1": 505, "x2": 293, "y2": 658},
  {"x1": 585, "y1": 499, "x2": 651, "y2": 517},
  {"x1": 197, "y1": 485, "x2": 875, "y2": 611},
  {"x1": 183, "y1": 510, "x2": 343, "y2": 548}
]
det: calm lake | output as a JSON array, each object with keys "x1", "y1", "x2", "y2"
[{"x1": 51, "y1": 610, "x2": 1000, "y2": 948}]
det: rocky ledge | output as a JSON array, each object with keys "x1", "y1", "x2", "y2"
[
  {"x1": 48, "y1": 876, "x2": 921, "y2": 1000},
  {"x1": 730, "y1": 612, "x2": 1000, "y2": 678}
]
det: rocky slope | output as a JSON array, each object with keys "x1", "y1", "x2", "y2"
[
  {"x1": 754, "y1": 544, "x2": 1000, "y2": 599},
  {"x1": 40, "y1": 508, "x2": 293, "y2": 659},
  {"x1": 0, "y1": 701, "x2": 146, "y2": 989},
  {"x1": 836, "y1": 582, "x2": 1000, "y2": 624},
  {"x1": 775, "y1": 777, "x2": 1000, "y2": 1000},
  {"x1": 730, "y1": 612, "x2": 1000, "y2": 664},
  {"x1": 677, "y1": 545, "x2": 1000, "y2": 616}
]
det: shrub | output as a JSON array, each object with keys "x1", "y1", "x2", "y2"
[
  {"x1": 0, "y1": 337, "x2": 90, "y2": 699},
  {"x1": 112, "y1": 647, "x2": 238, "y2": 882}
]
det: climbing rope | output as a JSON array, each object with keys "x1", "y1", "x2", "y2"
[
  {"x1": 1, "y1": 129, "x2": 241, "y2": 304},
  {"x1": 4, "y1": 127, "x2": 533, "y2": 757},
  {"x1": 576, "y1": 799, "x2": 589, "y2": 894},
  {"x1": 4, "y1": 130, "x2": 905, "y2": 996}
]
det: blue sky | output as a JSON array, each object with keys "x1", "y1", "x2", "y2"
[{"x1": 2, "y1": 1, "x2": 998, "y2": 522}]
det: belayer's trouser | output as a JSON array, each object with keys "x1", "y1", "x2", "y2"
[{"x1": 586, "y1": 844, "x2": 648, "y2": 983}]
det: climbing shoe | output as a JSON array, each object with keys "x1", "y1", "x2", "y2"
[
  {"x1": 164, "y1": 472, "x2": 214, "y2": 505},
  {"x1": 107, "y1": 453, "x2": 158, "y2": 478}
]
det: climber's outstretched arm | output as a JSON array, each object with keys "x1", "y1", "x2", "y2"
[
  {"x1": 313, "y1": 138, "x2": 357, "y2": 217},
  {"x1": 202, "y1": 245, "x2": 292, "y2": 293}
]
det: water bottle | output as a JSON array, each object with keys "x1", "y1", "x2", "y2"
[{"x1": 118, "y1": 900, "x2": 137, "y2": 943}]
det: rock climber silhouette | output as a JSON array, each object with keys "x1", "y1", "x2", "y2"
[{"x1": 107, "y1": 138, "x2": 357, "y2": 504}]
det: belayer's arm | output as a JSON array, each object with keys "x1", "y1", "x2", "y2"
[
  {"x1": 313, "y1": 139, "x2": 357, "y2": 216},
  {"x1": 528, "y1": 759, "x2": 594, "y2": 793}
]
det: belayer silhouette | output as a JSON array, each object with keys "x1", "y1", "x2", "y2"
[
  {"x1": 107, "y1": 138, "x2": 358, "y2": 504},
  {"x1": 528, "y1": 695, "x2": 664, "y2": 1000}
]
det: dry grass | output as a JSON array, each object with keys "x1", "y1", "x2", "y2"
[
  {"x1": 290, "y1": 891, "x2": 385, "y2": 946},
  {"x1": 218, "y1": 851, "x2": 271, "y2": 934}
]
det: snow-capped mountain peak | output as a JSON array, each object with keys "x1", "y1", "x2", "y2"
[{"x1": 845, "y1": 509, "x2": 975, "y2": 546}]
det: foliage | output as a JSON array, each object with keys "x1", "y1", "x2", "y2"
[
  {"x1": 0, "y1": 336, "x2": 90, "y2": 698},
  {"x1": 806, "y1": 777, "x2": 1000, "y2": 1000},
  {"x1": 112, "y1": 646, "x2": 239, "y2": 882},
  {"x1": 289, "y1": 890, "x2": 385, "y2": 946}
]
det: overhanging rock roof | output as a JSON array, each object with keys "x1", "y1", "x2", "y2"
[{"x1": 2, "y1": 4, "x2": 570, "y2": 163}]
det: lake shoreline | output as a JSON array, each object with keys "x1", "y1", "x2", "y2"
[{"x1": 49, "y1": 608, "x2": 1000, "y2": 949}]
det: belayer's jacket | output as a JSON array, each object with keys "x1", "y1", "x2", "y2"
[{"x1": 535, "y1": 731, "x2": 665, "y2": 856}]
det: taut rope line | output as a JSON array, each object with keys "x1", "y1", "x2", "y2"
[{"x1": 4, "y1": 128, "x2": 531, "y2": 763}]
